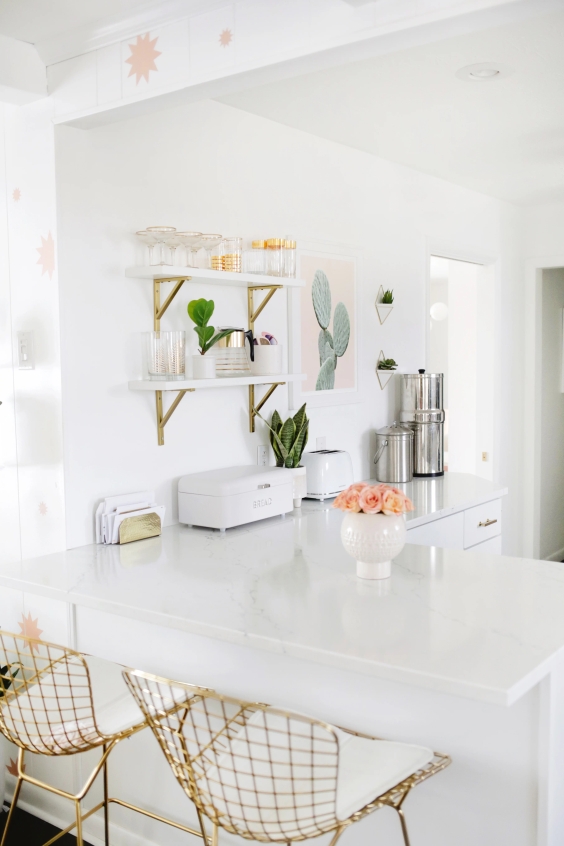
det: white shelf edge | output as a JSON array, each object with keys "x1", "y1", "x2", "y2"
[
  {"x1": 128, "y1": 374, "x2": 307, "y2": 391},
  {"x1": 125, "y1": 266, "x2": 305, "y2": 288}
]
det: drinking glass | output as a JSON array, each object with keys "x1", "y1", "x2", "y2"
[
  {"x1": 199, "y1": 234, "x2": 223, "y2": 270},
  {"x1": 176, "y1": 232, "x2": 203, "y2": 268},
  {"x1": 136, "y1": 230, "x2": 158, "y2": 265},
  {"x1": 144, "y1": 331, "x2": 186, "y2": 380},
  {"x1": 146, "y1": 226, "x2": 176, "y2": 266}
]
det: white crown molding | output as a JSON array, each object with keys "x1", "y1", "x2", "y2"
[{"x1": 35, "y1": 0, "x2": 229, "y2": 66}]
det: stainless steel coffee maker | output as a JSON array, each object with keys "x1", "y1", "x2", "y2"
[{"x1": 400, "y1": 370, "x2": 444, "y2": 477}]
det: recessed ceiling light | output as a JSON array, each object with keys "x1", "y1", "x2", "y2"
[{"x1": 455, "y1": 62, "x2": 513, "y2": 82}]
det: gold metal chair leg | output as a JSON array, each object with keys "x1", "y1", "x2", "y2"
[
  {"x1": 74, "y1": 799, "x2": 83, "y2": 846},
  {"x1": 396, "y1": 807, "x2": 411, "y2": 846},
  {"x1": 212, "y1": 822, "x2": 219, "y2": 846},
  {"x1": 103, "y1": 743, "x2": 110, "y2": 846},
  {"x1": 0, "y1": 752, "x2": 24, "y2": 846}
]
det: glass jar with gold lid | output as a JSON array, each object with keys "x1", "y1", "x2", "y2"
[{"x1": 266, "y1": 238, "x2": 283, "y2": 276}]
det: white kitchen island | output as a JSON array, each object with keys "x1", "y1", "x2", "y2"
[{"x1": 0, "y1": 491, "x2": 561, "y2": 846}]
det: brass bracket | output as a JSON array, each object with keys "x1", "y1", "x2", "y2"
[
  {"x1": 156, "y1": 389, "x2": 194, "y2": 446},
  {"x1": 249, "y1": 382, "x2": 285, "y2": 433},
  {"x1": 247, "y1": 284, "x2": 283, "y2": 333},
  {"x1": 153, "y1": 277, "x2": 191, "y2": 331}
]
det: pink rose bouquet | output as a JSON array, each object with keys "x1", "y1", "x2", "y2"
[{"x1": 333, "y1": 482, "x2": 413, "y2": 515}]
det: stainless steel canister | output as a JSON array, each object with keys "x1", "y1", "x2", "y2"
[
  {"x1": 400, "y1": 371, "x2": 445, "y2": 477},
  {"x1": 373, "y1": 422, "x2": 414, "y2": 483}
]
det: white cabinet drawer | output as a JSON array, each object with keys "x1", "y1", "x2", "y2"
[
  {"x1": 467, "y1": 535, "x2": 502, "y2": 554},
  {"x1": 463, "y1": 499, "x2": 502, "y2": 549},
  {"x1": 407, "y1": 511, "x2": 464, "y2": 550}
]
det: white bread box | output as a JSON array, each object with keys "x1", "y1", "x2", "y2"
[{"x1": 178, "y1": 465, "x2": 294, "y2": 531}]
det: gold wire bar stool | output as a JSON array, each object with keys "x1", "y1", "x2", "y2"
[
  {"x1": 124, "y1": 669, "x2": 451, "y2": 846},
  {"x1": 0, "y1": 631, "x2": 208, "y2": 846}
]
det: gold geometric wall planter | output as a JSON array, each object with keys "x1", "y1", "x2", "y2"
[
  {"x1": 376, "y1": 350, "x2": 396, "y2": 390},
  {"x1": 375, "y1": 285, "x2": 394, "y2": 325}
]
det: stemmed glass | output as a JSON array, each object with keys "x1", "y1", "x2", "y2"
[
  {"x1": 136, "y1": 230, "x2": 158, "y2": 265},
  {"x1": 176, "y1": 232, "x2": 203, "y2": 268},
  {"x1": 146, "y1": 226, "x2": 176, "y2": 266},
  {"x1": 199, "y1": 234, "x2": 223, "y2": 270}
]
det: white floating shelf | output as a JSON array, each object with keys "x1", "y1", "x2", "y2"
[
  {"x1": 125, "y1": 266, "x2": 305, "y2": 288},
  {"x1": 129, "y1": 374, "x2": 306, "y2": 392}
]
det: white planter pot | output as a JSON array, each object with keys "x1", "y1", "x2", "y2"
[
  {"x1": 192, "y1": 354, "x2": 216, "y2": 379},
  {"x1": 249, "y1": 345, "x2": 283, "y2": 376},
  {"x1": 340, "y1": 512, "x2": 406, "y2": 579},
  {"x1": 289, "y1": 465, "x2": 307, "y2": 508}
]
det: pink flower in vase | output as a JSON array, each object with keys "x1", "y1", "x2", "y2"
[{"x1": 358, "y1": 486, "x2": 383, "y2": 514}]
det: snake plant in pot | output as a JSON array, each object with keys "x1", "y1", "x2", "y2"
[{"x1": 257, "y1": 404, "x2": 309, "y2": 507}]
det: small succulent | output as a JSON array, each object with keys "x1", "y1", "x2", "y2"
[
  {"x1": 381, "y1": 289, "x2": 394, "y2": 304},
  {"x1": 256, "y1": 405, "x2": 309, "y2": 468},
  {"x1": 187, "y1": 299, "x2": 234, "y2": 355},
  {"x1": 378, "y1": 358, "x2": 398, "y2": 371}
]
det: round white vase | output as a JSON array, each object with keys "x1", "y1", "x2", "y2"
[
  {"x1": 340, "y1": 512, "x2": 406, "y2": 579},
  {"x1": 192, "y1": 354, "x2": 216, "y2": 379}
]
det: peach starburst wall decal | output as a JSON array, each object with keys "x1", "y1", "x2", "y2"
[
  {"x1": 36, "y1": 231, "x2": 55, "y2": 279},
  {"x1": 219, "y1": 28, "x2": 232, "y2": 47},
  {"x1": 126, "y1": 33, "x2": 161, "y2": 84},
  {"x1": 39, "y1": 502, "x2": 48, "y2": 516},
  {"x1": 12, "y1": 188, "x2": 20, "y2": 202},
  {"x1": 7, "y1": 758, "x2": 25, "y2": 777},
  {"x1": 18, "y1": 612, "x2": 43, "y2": 651}
]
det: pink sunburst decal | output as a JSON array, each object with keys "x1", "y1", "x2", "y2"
[
  {"x1": 219, "y1": 28, "x2": 232, "y2": 47},
  {"x1": 18, "y1": 612, "x2": 43, "y2": 651},
  {"x1": 12, "y1": 188, "x2": 21, "y2": 202},
  {"x1": 126, "y1": 33, "x2": 161, "y2": 84},
  {"x1": 36, "y1": 231, "x2": 55, "y2": 279}
]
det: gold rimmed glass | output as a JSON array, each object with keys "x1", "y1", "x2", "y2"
[
  {"x1": 136, "y1": 230, "x2": 158, "y2": 265},
  {"x1": 176, "y1": 232, "x2": 203, "y2": 268},
  {"x1": 146, "y1": 226, "x2": 176, "y2": 266},
  {"x1": 199, "y1": 234, "x2": 223, "y2": 270}
]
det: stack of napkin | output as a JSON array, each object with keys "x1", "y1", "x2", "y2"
[{"x1": 95, "y1": 491, "x2": 165, "y2": 545}]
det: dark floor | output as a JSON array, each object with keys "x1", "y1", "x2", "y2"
[{"x1": 0, "y1": 805, "x2": 93, "y2": 845}]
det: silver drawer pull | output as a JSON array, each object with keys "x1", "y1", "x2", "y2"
[
  {"x1": 478, "y1": 518, "x2": 497, "y2": 528},
  {"x1": 258, "y1": 483, "x2": 271, "y2": 489}
]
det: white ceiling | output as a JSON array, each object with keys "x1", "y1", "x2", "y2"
[
  {"x1": 218, "y1": 8, "x2": 564, "y2": 205},
  {"x1": 0, "y1": 0, "x2": 152, "y2": 43}
]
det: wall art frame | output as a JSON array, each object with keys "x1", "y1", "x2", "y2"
[{"x1": 288, "y1": 241, "x2": 363, "y2": 410}]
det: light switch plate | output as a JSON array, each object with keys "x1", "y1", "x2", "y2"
[
  {"x1": 17, "y1": 331, "x2": 34, "y2": 370},
  {"x1": 257, "y1": 445, "x2": 268, "y2": 466},
  {"x1": 316, "y1": 436, "x2": 327, "y2": 450}
]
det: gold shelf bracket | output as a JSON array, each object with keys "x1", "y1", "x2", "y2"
[
  {"x1": 249, "y1": 382, "x2": 285, "y2": 433},
  {"x1": 156, "y1": 389, "x2": 194, "y2": 446},
  {"x1": 153, "y1": 277, "x2": 191, "y2": 331},
  {"x1": 247, "y1": 284, "x2": 283, "y2": 333}
]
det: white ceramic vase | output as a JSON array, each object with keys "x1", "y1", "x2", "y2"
[
  {"x1": 289, "y1": 465, "x2": 307, "y2": 508},
  {"x1": 192, "y1": 354, "x2": 216, "y2": 379},
  {"x1": 340, "y1": 512, "x2": 406, "y2": 579}
]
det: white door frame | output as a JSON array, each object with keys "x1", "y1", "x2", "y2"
[
  {"x1": 425, "y1": 240, "x2": 500, "y2": 482},
  {"x1": 523, "y1": 255, "x2": 564, "y2": 559}
]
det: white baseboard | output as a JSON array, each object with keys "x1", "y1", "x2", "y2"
[{"x1": 545, "y1": 546, "x2": 564, "y2": 562}]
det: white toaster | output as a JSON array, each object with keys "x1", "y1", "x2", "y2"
[
  {"x1": 301, "y1": 450, "x2": 354, "y2": 501},
  {"x1": 178, "y1": 465, "x2": 294, "y2": 531}
]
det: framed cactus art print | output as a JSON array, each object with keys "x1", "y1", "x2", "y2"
[{"x1": 288, "y1": 243, "x2": 361, "y2": 409}]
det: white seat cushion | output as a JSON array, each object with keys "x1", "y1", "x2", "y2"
[{"x1": 198, "y1": 708, "x2": 433, "y2": 839}]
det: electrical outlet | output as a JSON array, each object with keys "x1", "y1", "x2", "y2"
[
  {"x1": 17, "y1": 331, "x2": 34, "y2": 370},
  {"x1": 316, "y1": 436, "x2": 327, "y2": 450},
  {"x1": 482, "y1": 452, "x2": 488, "y2": 462},
  {"x1": 257, "y1": 445, "x2": 268, "y2": 466}
]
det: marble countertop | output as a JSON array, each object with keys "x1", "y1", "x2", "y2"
[
  {"x1": 395, "y1": 472, "x2": 507, "y2": 528},
  {"x1": 0, "y1": 475, "x2": 562, "y2": 707}
]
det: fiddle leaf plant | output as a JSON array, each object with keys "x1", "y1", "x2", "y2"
[
  {"x1": 187, "y1": 299, "x2": 234, "y2": 355},
  {"x1": 256, "y1": 405, "x2": 309, "y2": 468}
]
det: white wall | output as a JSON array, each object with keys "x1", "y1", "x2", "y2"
[
  {"x1": 0, "y1": 101, "x2": 66, "y2": 563},
  {"x1": 55, "y1": 99, "x2": 525, "y2": 551},
  {"x1": 539, "y1": 269, "x2": 564, "y2": 560}
]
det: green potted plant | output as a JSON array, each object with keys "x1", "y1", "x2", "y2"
[
  {"x1": 375, "y1": 287, "x2": 394, "y2": 324},
  {"x1": 377, "y1": 357, "x2": 398, "y2": 371},
  {"x1": 257, "y1": 404, "x2": 309, "y2": 507},
  {"x1": 187, "y1": 299, "x2": 235, "y2": 379}
]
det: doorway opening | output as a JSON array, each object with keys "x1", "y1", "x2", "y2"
[{"x1": 428, "y1": 256, "x2": 494, "y2": 480}]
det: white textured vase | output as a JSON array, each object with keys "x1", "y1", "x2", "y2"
[
  {"x1": 340, "y1": 512, "x2": 406, "y2": 579},
  {"x1": 192, "y1": 354, "x2": 216, "y2": 379}
]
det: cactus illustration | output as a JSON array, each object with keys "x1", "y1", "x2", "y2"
[{"x1": 312, "y1": 270, "x2": 350, "y2": 390}]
